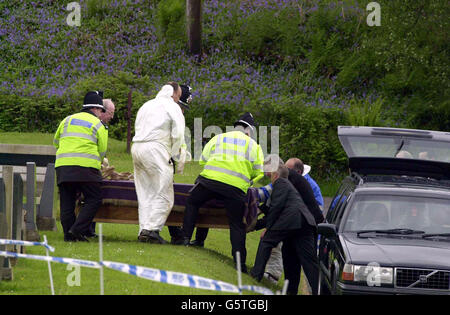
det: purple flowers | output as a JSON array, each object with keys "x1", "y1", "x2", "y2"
[{"x1": 0, "y1": 0, "x2": 364, "y2": 116}]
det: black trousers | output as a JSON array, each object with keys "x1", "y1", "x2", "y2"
[
  {"x1": 192, "y1": 227, "x2": 209, "y2": 242},
  {"x1": 168, "y1": 225, "x2": 183, "y2": 239},
  {"x1": 59, "y1": 182, "x2": 102, "y2": 236},
  {"x1": 182, "y1": 182, "x2": 247, "y2": 269},
  {"x1": 251, "y1": 227, "x2": 319, "y2": 295}
]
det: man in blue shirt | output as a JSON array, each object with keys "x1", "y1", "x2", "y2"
[{"x1": 286, "y1": 158, "x2": 324, "y2": 210}]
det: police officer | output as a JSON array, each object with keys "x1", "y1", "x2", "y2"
[
  {"x1": 53, "y1": 91, "x2": 108, "y2": 242},
  {"x1": 86, "y1": 98, "x2": 116, "y2": 238},
  {"x1": 168, "y1": 84, "x2": 194, "y2": 244},
  {"x1": 180, "y1": 112, "x2": 264, "y2": 272}
]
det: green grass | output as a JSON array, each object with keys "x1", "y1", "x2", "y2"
[
  {"x1": 0, "y1": 223, "x2": 278, "y2": 295},
  {"x1": 316, "y1": 179, "x2": 343, "y2": 199}
]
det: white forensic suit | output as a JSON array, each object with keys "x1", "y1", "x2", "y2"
[{"x1": 131, "y1": 85, "x2": 186, "y2": 234}]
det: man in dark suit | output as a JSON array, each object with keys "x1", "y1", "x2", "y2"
[{"x1": 250, "y1": 155, "x2": 320, "y2": 295}]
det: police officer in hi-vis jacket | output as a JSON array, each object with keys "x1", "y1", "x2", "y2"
[{"x1": 53, "y1": 91, "x2": 108, "y2": 242}]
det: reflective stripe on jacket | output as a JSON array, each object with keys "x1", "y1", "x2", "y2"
[
  {"x1": 199, "y1": 131, "x2": 264, "y2": 193},
  {"x1": 53, "y1": 112, "x2": 108, "y2": 170}
]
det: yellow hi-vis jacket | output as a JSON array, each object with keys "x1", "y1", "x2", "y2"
[
  {"x1": 53, "y1": 112, "x2": 108, "y2": 170},
  {"x1": 199, "y1": 131, "x2": 264, "y2": 193}
]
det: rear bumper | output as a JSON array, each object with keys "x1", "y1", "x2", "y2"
[{"x1": 337, "y1": 282, "x2": 450, "y2": 295}]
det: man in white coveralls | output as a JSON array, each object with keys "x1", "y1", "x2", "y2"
[{"x1": 132, "y1": 82, "x2": 187, "y2": 244}]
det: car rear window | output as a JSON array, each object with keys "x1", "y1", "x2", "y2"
[{"x1": 338, "y1": 127, "x2": 450, "y2": 163}]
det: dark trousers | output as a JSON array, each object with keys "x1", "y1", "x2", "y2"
[
  {"x1": 193, "y1": 227, "x2": 209, "y2": 242},
  {"x1": 182, "y1": 183, "x2": 247, "y2": 269},
  {"x1": 168, "y1": 225, "x2": 183, "y2": 239},
  {"x1": 59, "y1": 182, "x2": 102, "y2": 236},
  {"x1": 251, "y1": 227, "x2": 319, "y2": 295}
]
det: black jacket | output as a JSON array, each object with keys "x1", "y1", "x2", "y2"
[
  {"x1": 288, "y1": 169, "x2": 325, "y2": 225},
  {"x1": 259, "y1": 177, "x2": 317, "y2": 231}
]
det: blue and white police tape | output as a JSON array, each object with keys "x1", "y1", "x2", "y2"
[
  {"x1": 102, "y1": 261, "x2": 241, "y2": 294},
  {"x1": 0, "y1": 239, "x2": 55, "y2": 252},
  {"x1": 240, "y1": 285, "x2": 274, "y2": 296},
  {"x1": 0, "y1": 251, "x2": 101, "y2": 269}
]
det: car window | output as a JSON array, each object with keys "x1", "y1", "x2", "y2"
[
  {"x1": 335, "y1": 193, "x2": 352, "y2": 228},
  {"x1": 329, "y1": 185, "x2": 352, "y2": 224},
  {"x1": 338, "y1": 127, "x2": 450, "y2": 163},
  {"x1": 327, "y1": 182, "x2": 349, "y2": 222},
  {"x1": 343, "y1": 194, "x2": 450, "y2": 234}
]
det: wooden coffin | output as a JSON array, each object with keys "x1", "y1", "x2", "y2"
[{"x1": 92, "y1": 180, "x2": 231, "y2": 228}]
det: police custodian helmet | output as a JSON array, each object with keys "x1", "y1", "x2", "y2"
[{"x1": 82, "y1": 91, "x2": 105, "y2": 112}]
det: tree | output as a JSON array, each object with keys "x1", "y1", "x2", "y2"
[{"x1": 186, "y1": 0, "x2": 202, "y2": 56}]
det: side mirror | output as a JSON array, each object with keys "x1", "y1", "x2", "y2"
[{"x1": 318, "y1": 223, "x2": 338, "y2": 238}]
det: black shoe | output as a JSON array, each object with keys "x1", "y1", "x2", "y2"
[
  {"x1": 189, "y1": 240, "x2": 205, "y2": 247},
  {"x1": 171, "y1": 236, "x2": 189, "y2": 245},
  {"x1": 68, "y1": 230, "x2": 89, "y2": 242},
  {"x1": 83, "y1": 232, "x2": 98, "y2": 238},
  {"x1": 138, "y1": 230, "x2": 168, "y2": 244},
  {"x1": 249, "y1": 268, "x2": 261, "y2": 281},
  {"x1": 64, "y1": 233, "x2": 77, "y2": 242}
]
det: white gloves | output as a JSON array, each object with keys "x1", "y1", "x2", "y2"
[{"x1": 175, "y1": 147, "x2": 191, "y2": 174}]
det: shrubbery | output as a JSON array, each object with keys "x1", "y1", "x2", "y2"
[{"x1": 0, "y1": 0, "x2": 448, "y2": 178}]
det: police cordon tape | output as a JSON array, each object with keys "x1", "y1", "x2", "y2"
[
  {"x1": 0, "y1": 239, "x2": 55, "y2": 252},
  {"x1": 102, "y1": 261, "x2": 241, "y2": 294},
  {"x1": 102, "y1": 261, "x2": 274, "y2": 295},
  {"x1": 240, "y1": 285, "x2": 274, "y2": 296},
  {"x1": 0, "y1": 251, "x2": 102, "y2": 269},
  {"x1": 0, "y1": 249, "x2": 274, "y2": 295}
]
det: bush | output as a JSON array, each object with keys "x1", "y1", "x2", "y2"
[
  {"x1": 251, "y1": 95, "x2": 348, "y2": 176},
  {"x1": 156, "y1": 0, "x2": 186, "y2": 46},
  {"x1": 346, "y1": 97, "x2": 385, "y2": 127}
]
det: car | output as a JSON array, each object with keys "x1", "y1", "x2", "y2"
[{"x1": 317, "y1": 126, "x2": 450, "y2": 295}]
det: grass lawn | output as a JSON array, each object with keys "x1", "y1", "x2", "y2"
[
  {"x1": 1, "y1": 223, "x2": 275, "y2": 295},
  {"x1": 0, "y1": 132, "x2": 331, "y2": 295}
]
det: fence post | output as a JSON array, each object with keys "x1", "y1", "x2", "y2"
[
  {"x1": 37, "y1": 163, "x2": 57, "y2": 231},
  {"x1": 2, "y1": 166, "x2": 13, "y2": 244},
  {"x1": 25, "y1": 162, "x2": 40, "y2": 241},
  {"x1": 0, "y1": 178, "x2": 12, "y2": 280},
  {"x1": 12, "y1": 173, "x2": 24, "y2": 255}
]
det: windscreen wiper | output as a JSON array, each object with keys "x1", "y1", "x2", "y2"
[
  {"x1": 422, "y1": 233, "x2": 450, "y2": 239},
  {"x1": 357, "y1": 229, "x2": 425, "y2": 237}
]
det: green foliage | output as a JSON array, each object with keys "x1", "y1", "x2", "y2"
[
  {"x1": 86, "y1": 0, "x2": 110, "y2": 19},
  {"x1": 1, "y1": 0, "x2": 448, "y2": 183},
  {"x1": 238, "y1": 7, "x2": 305, "y2": 63},
  {"x1": 156, "y1": 0, "x2": 186, "y2": 45},
  {"x1": 251, "y1": 95, "x2": 348, "y2": 176},
  {"x1": 346, "y1": 97, "x2": 385, "y2": 127}
]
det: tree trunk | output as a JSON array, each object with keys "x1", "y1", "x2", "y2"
[{"x1": 186, "y1": 0, "x2": 202, "y2": 56}]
